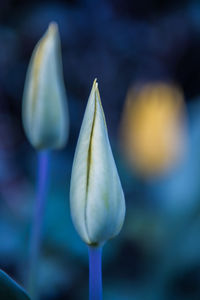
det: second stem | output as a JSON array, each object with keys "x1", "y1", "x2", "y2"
[{"x1": 28, "y1": 150, "x2": 50, "y2": 300}]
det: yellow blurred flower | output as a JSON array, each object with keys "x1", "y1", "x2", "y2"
[{"x1": 120, "y1": 82, "x2": 187, "y2": 177}]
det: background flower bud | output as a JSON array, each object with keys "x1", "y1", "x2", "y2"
[
  {"x1": 70, "y1": 80, "x2": 125, "y2": 246},
  {"x1": 22, "y1": 22, "x2": 69, "y2": 149}
]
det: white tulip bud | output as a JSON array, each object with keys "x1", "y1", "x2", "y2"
[
  {"x1": 22, "y1": 22, "x2": 69, "y2": 149},
  {"x1": 70, "y1": 80, "x2": 125, "y2": 246}
]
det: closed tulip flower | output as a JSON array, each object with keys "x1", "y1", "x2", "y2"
[
  {"x1": 22, "y1": 23, "x2": 69, "y2": 300},
  {"x1": 22, "y1": 22, "x2": 69, "y2": 150},
  {"x1": 70, "y1": 79, "x2": 126, "y2": 300},
  {"x1": 70, "y1": 79, "x2": 125, "y2": 246}
]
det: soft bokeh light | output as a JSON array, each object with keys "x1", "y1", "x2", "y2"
[{"x1": 120, "y1": 82, "x2": 187, "y2": 177}]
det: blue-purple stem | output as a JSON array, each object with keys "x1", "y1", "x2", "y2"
[
  {"x1": 88, "y1": 246, "x2": 103, "y2": 300},
  {"x1": 28, "y1": 150, "x2": 50, "y2": 300}
]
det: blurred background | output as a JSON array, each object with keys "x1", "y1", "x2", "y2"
[{"x1": 1, "y1": 0, "x2": 200, "y2": 299}]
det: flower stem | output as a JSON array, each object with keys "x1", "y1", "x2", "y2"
[
  {"x1": 88, "y1": 246, "x2": 103, "y2": 300},
  {"x1": 28, "y1": 150, "x2": 50, "y2": 300}
]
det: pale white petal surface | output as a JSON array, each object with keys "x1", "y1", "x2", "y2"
[
  {"x1": 22, "y1": 22, "x2": 69, "y2": 149},
  {"x1": 70, "y1": 80, "x2": 125, "y2": 245}
]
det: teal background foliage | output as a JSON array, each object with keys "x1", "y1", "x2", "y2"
[{"x1": 0, "y1": 270, "x2": 30, "y2": 300}]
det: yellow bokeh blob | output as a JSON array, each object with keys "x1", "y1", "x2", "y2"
[{"x1": 120, "y1": 82, "x2": 187, "y2": 177}]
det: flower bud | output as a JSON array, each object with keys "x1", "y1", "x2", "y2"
[
  {"x1": 22, "y1": 22, "x2": 69, "y2": 149},
  {"x1": 70, "y1": 80, "x2": 125, "y2": 246}
]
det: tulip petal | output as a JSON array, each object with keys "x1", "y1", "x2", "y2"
[
  {"x1": 70, "y1": 80, "x2": 125, "y2": 245},
  {"x1": 22, "y1": 22, "x2": 69, "y2": 149}
]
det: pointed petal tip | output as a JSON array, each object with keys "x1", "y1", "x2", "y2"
[
  {"x1": 92, "y1": 78, "x2": 98, "y2": 89},
  {"x1": 90, "y1": 79, "x2": 99, "y2": 100},
  {"x1": 47, "y1": 21, "x2": 58, "y2": 36}
]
